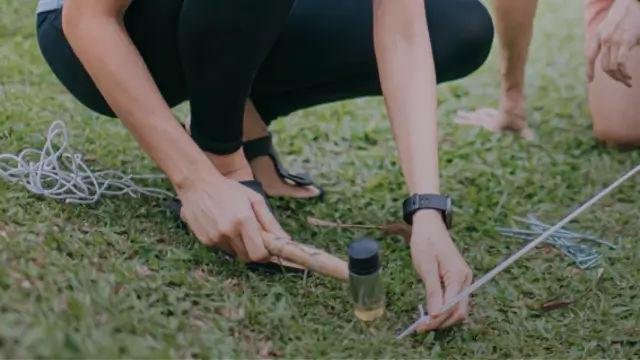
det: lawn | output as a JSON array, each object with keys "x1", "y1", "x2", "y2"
[{"x1": 1, "y1": 0, "x2": 639, "y2": 358}]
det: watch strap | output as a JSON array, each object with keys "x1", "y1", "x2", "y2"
[{"x1": 402, "y1": 194, "x2": 449, "y2": 225}]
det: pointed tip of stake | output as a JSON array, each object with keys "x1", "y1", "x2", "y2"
[
  {"x1": 395, "y1": 326, "x2": 417, "y2": 340},
  {"x1": 396, "y1": 305, "x2": 429, "y2": 340}
]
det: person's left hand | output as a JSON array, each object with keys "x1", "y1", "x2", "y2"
[
  {"x1": 586, "y1": 0, "x2": 640, "y2": 87},
  {"x1": 410, "y1": 210, "x2": 473, "y2": 332}
]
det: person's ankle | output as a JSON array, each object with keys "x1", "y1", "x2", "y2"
[
  {"x1": 243, "y1": 128, "x2": 268, "y2": 143},
  {"x1": 242, "y1": 101, "x2": 269, "y2": 142},
  {"x1": 205, "y1": 148, "x2": 253, "y2": 181}
]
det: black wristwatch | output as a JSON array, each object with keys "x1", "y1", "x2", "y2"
[{"x1": 402, "y1": 193, "x2": 453, "y2": 229}]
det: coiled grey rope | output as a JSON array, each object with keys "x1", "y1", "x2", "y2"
[{"x1": 0, "y1": 120, "x2": 174, "y2": 204}]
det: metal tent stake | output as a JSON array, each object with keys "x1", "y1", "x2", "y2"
[{"x1": 397, "y1": 163, "x2": 640, "y2": 340}]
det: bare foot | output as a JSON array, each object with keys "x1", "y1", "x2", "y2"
[
  {"x1": 453, "y1": 91, "x2": 535, "y2": 141},
  {"x1": 185, "y1": 113, "x2": 321, "y2": 200}
]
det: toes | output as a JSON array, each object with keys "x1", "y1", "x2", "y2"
[
  {"x1": 250, "y1": 157, "x2": 322, "y2": 199},
  {"x1": 520, "y1": 127, "x2": 536, "y2": 141},
  {"x1": 453, "y1": 113, "x2": 479, "y2": 125},
  {"x1": 280, "y1": 181, "x2": 321, "y2": 199},
  {"x1": 477, "y1": 108, "x2": 499, "y2": 116},
  {"x1": 455, "y1": 110, "x2": 474, "y2": 118},
  {"x1": 453, "y1": 108, "x2": 498, "y2": 128}
]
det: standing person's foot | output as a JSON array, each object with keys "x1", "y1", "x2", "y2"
[{"x1": 184, "y1": 114, "x2": 325, "y2": 202}]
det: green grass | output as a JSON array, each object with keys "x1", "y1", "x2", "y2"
[{"x1": 1, "y1": 1, "x2": 639, "y2": 358}]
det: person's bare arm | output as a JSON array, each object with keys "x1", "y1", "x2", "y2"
[
  {"x1": 372, "y1": 0, "x2": 439, "y2": 197},
  {"x1": 372, "y1": 1, "x2": 473, "y2": 330},
  {"x1": 491, "y1": 0, "x2": 538, "y2": 93},
  {"x1": 62, "y1": 0, "x2": 219, "y2": 191}
]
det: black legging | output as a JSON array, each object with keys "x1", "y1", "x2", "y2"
[{"x1": 36, "y1": 0, "x2": 494, "y2": 155}]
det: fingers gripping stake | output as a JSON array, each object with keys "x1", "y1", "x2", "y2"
[{"x1": 396, "y1": 163, "x2": 640, "y2": 340}]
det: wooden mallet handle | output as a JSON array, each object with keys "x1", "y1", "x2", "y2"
[{"x1": 262, "y1": 231, "x2": 349, "y2": 282}]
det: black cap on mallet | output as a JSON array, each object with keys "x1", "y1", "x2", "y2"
[{"x1": 347, "y1": 238, "x2": 381, "y2": 276}]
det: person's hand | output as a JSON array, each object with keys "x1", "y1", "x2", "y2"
[
  {"x1": 410, "y1": 210, "x2": 473, "y2": 332},
  {"x1": 177, "y1": 175, "x2": 289, "y2": 262},
  {"x1": 453, "y1": 90, "x2": 535, "y2": 141},
  {"x1": 586, "y1": 0, "x2": 640, "y2": 87}
]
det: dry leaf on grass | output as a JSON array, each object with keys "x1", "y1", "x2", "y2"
[
  {"x1": 136, "y1": 266, "x2": 152, "y2": 276},
  {"x1": 258, "y1": 341, "x2": 283, "y2": 359},
  {"x1": 306, "y1": 217, "x2": 412, "y2": 244},
  {"x1": 156, "y1": 236, "x2": 170, "y2": 245},
  {"x1": 16, "y1": 278, "x2": 32, "y2": 290},
  {"x1": 539, "y1": 268, "x2": 605, "y2": 313},
  {"x1": 609, "y1": 339, "x2": 640, "y2": 346},
  {"x1": 306, "y1": 217, "x2": 377, "y2": 230},
  {"x1": 33, "y1": 257, "x2": 44, "y2": 268},
  {"x1": 539, "y1": 299, "x2": 574, "y2": 312},
  {"x1": 566, "y1": 267, "x2": 581, "y2": 275},
  {"x1": 82, "y1": 155, "x2": 98, "y2": 162},
  {"x1": 193, "y1": 267, "x2": 207, "y2": 281},
  {"x1": 537, "y1": 246, "x2": 556, "y2": 255},
  {"x1": 379, "y1": 222, "x2": 412, "y2": 243},
  {"x1": 216, "y1": 307, "x2": 245, "y2": 321}
]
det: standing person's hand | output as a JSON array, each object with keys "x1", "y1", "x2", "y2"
[
  {"x1": 410, "y1": 211, "x2": 473, "y2": 332},
  {"x1": 453, "y1": 90, "x2": 534, "y2": 141},
  {"x1": 177, "y1": 175, "x2": 289, "y2": 262},
  {"x1": 586, "y1": 0, "x2": 640, "y2": 87}
]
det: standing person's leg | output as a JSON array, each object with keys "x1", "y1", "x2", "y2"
[
  {"x1": 244, "y1": 0, "x2": 494, "y2": 198},
  {"x1": 584, "y1": 0, "x2": 640, "y2": 148}
]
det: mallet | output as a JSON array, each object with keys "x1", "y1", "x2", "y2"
[{"x1": 261, "y1": 231, "x2": 349, "y2": 282}]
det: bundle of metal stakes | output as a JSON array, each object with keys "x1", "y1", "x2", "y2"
[{"x1": 496, "y1": 215, "x2": 619, "y2": 269}]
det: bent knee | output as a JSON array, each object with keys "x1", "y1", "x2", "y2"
[
  {"x1": 463, "y1": 1, "x2": 494, "y2": 55},
  {"x1": 590, "y1": 90, "x2": 640, "y2": 148},
  {"x1": 457, "y1": 1, "x2": 494, "y2": 75},
  {"x1": 593, "y1": 121, "x2": 640, "y2": 148},
  {"x1": 433, "y1": 0, "x2": 494, "y2": 82}
]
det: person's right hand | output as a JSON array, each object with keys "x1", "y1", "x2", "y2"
[
  {"x1": 453, "y1": 90, "x2": 535, "y2": 141},
  {"x1": 586, "y1": 0, "x2": 640, "y2": 87},
  {"x1": 177, "y1": 177, "x2": 289, "y2": 262}
]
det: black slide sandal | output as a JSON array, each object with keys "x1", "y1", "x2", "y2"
[
  {"x1": 167, "y1": 180, "x2": 308, "y2": 276},
  {"x1": 243, "y1": 133, "x2": 325, "y2": 203}
]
